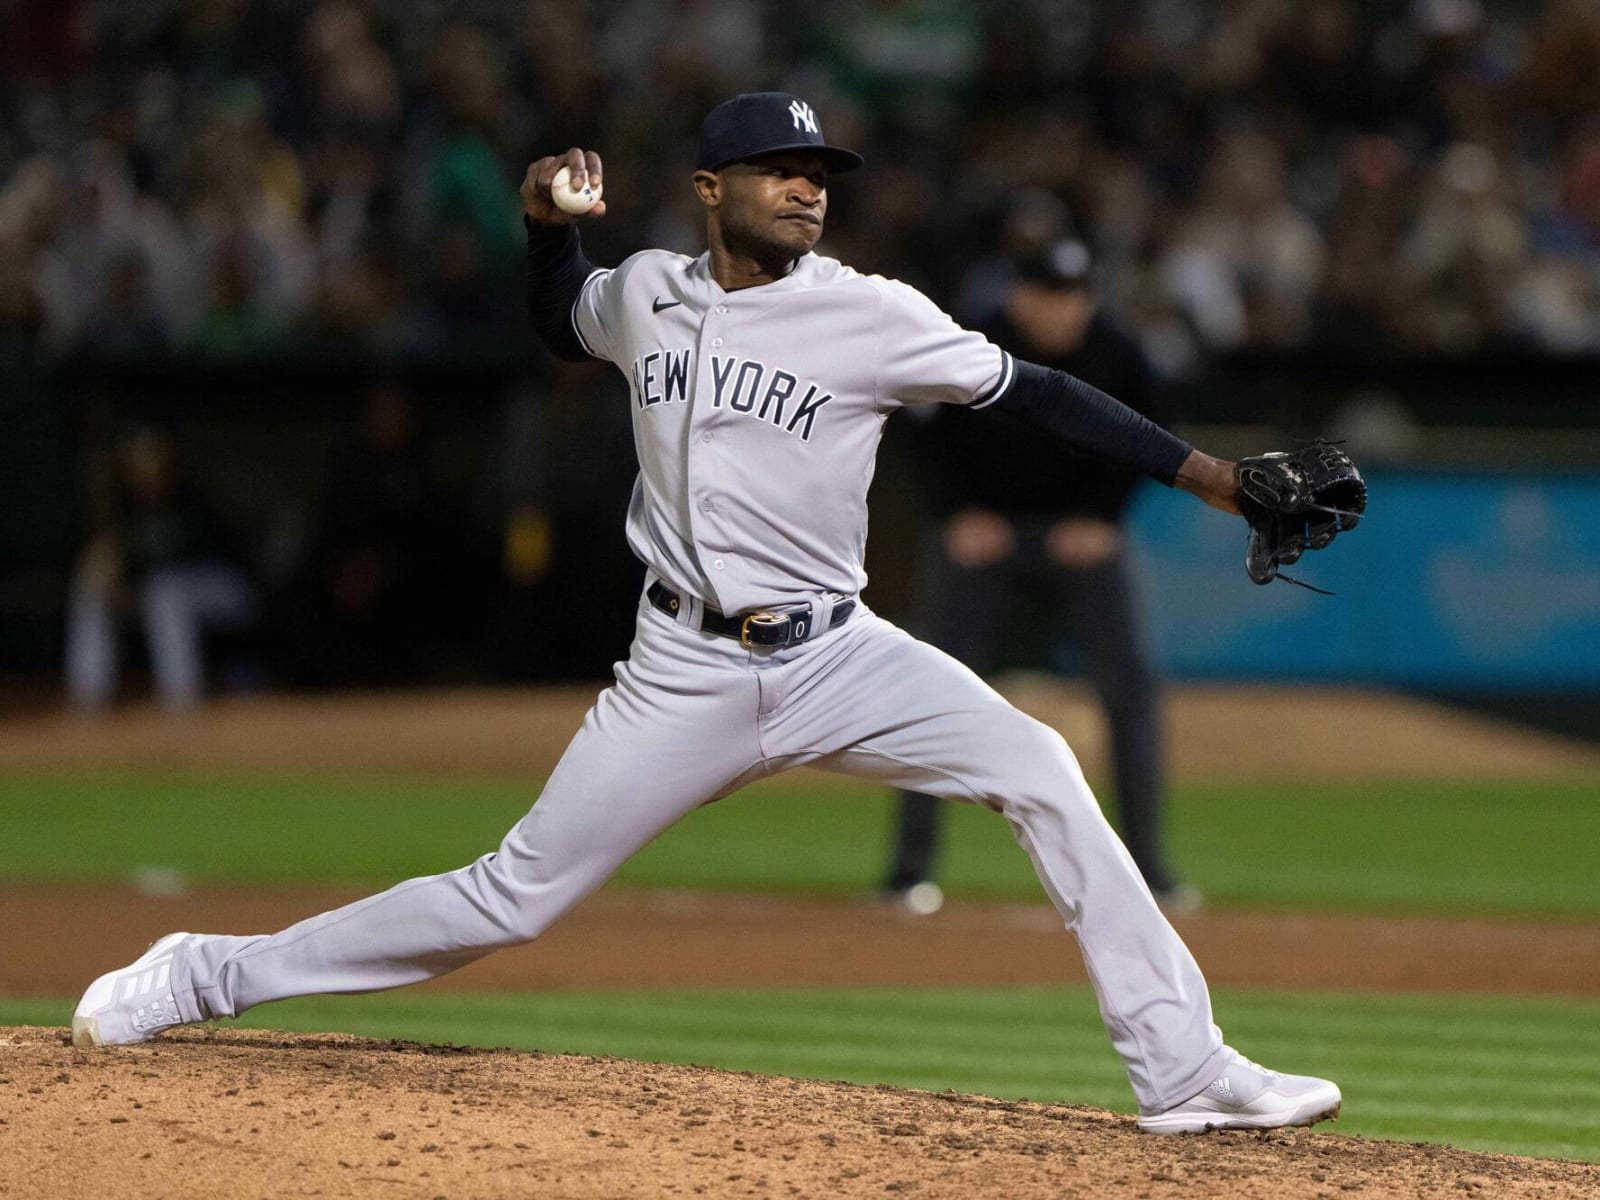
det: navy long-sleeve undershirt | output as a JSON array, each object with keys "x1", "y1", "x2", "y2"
[
  {"x1": 992, "y1": 360, "x2": 1193, "y2": 486},
  {"x1": 525, "y1": 217, "x2": 595, "y2": 362}
]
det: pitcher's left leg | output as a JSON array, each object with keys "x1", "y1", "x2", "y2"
[{"x1": 766, "y1": 615, "x2": 1228, "y2": 1113}]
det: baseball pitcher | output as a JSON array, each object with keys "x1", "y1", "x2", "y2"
[{"x1": 74, "y1": 93, "x2": 1361, "y2": 1135}]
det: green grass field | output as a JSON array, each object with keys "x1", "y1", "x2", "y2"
[
  {"x1": 2, "y1": 767, "x2": 1597, "y2": 917},
  {"x1": 4, "y1": 764, "x2": 1598, "y2": 1163},
  {"x1": 3, "y1": 771, "x2": 1600, "y2": 921}
]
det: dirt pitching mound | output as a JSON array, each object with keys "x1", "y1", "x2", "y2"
[{"x1": 4, "y1": 1028, "x2": 1595, "y2": 1200}]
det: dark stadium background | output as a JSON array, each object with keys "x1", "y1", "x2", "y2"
[{"x1": 2, "y1": 0, "x2": 1597, "y2": 733}]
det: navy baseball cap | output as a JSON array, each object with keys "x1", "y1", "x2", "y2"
[{"x1": 696, "y1": 92, "x2": 864, "y2": 174}]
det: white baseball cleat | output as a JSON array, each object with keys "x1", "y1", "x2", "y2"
[
  {"x1": 1137, "y1": 1050, "x2": 1341, "y2": 1134},
  {"x1": 71, "y1": 932, "x2": 195, "y2": 1049}
]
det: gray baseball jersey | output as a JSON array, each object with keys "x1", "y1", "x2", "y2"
[
  {"x1": 170, "y1": 244, "x2": 1231, "y2": 1116},
  {"x1": 573, "y1": 250, "x2": 1016, "y2": 611}
]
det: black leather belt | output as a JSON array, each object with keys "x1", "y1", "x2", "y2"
[{"x1": 647, "y1": 581, "x2": 856, "y2": 648}]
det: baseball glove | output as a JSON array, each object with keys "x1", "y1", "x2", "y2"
[{"x1": 1235, "y1": 441, "x2": 1367, "y2": 593}]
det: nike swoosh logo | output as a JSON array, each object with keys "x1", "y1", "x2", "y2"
[{"x1": 652, "y1": 297, "x2": 682, "y2": 313}]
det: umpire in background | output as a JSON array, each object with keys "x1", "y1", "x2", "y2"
[{"x1": 885, "y1": 238, "x2": 1200, "y2": 916}]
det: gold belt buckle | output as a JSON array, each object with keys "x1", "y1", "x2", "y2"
[{"x1": 739, "y1": 610, "x2": 785, "y2": 648}]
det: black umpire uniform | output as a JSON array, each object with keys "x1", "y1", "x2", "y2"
[{"x1": 886, "y1": 239, "x2": 1197, "y2": 911}]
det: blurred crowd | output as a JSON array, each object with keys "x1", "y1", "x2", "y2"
[
  {"x1": 2, "y1": 0, "x2": 1600, "y2": 374},
  {"x1": 5, "y1": 0, "x2": 1600, "y2": 705}
]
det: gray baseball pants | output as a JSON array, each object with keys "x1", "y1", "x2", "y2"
[{"x1": 179, "y1": 588, "x2": 1228, "y2": 1113}]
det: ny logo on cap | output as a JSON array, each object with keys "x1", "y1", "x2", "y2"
[{"x1": 788, "y1": 99, "x2": 819, "y2": 134}]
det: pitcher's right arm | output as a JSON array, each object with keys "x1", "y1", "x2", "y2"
[{"x1": 523, "y1": 148, "x2": 606, "y2": 362}]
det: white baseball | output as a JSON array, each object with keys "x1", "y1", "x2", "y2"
[{"x1": 550, "y1": 165, "x2": 602, "y2": 215}]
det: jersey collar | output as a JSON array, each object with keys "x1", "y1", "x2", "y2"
[{"x1": 691, "y1": 251, "x2": 820, "y2": 298}]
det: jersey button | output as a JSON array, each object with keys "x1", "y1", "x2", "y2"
[
  {"x1": 712, "y1": 337, "x2": 723, "y2": 347},
  {"x1": 716, "y1": 304, "x2": 729, "y2": 315},
  {"x1": 713, "y1": 558, "x2": 725, "y2": 570},
  {"x1": 700, "y1": 499, "x2": 715, "y2": 512},
  {"x1": 701, "y1": 432, "x2": 713, "y2": 442}
]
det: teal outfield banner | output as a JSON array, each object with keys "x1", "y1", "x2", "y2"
[{"x1": 1127, "y1": 471, "x2": 1600, "y2": 689}]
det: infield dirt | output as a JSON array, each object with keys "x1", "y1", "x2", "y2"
[
  {"x1": 5, "y1": 1027, "x2": 1598, "y2": 1200},
  {"x1": 2, "y1": 680, "x2": 1597, "y2": 780}
]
